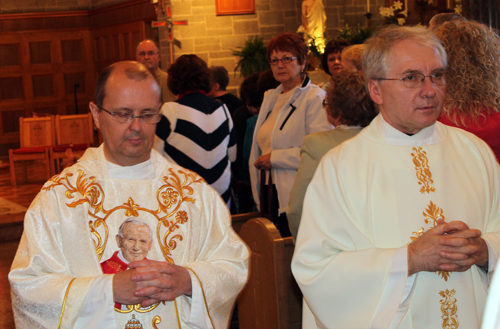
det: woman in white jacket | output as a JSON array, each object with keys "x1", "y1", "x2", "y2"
[{"x1": 249, "y1": 32, "x2": 332, "y2": 237}]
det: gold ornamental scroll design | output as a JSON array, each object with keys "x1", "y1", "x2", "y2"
[
  {"x1": 45, "y1": 168, "x2": 202, "y2": 318},
  {"x1": 43, "y1": 168, "x2": 202, "y2": 264},
  {"x1": 115, "y1": 302, "x2": 163, "y2": 314},
  {"x1": 44, "y1": 171, "x2": 110, "y2": 258},
  {"x1": 152, "y1": 316, "x2": 161, "y2": 329},
  {"x1": 411, "y1": 147, "x2": 436, "y2": 194},
  {"x1": 156, "y1": 168, "x2": 203, "y2": 263},
  {"x1": 439, "y1": 289, "x2": 459, "y2": 329},
  {"x1": 409, "y1": 201, "x2": 450, "y2": 281}
]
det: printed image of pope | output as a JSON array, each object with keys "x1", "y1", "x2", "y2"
[{"x1": 100, "y1": 218, "x2": 153, "y2": 309}]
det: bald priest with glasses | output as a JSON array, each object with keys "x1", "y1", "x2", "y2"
[
  {"x1": 292, "y1": 26, "x2": 500, "y2": 329},
  {"x1": 9, "y1": 61, "x2": 249, "y2": 329}
]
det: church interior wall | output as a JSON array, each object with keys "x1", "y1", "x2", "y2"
[
  {"x1": 160, "y1": 0, "x2": 384, "y2": 93},
  {"x1": 0, "y1": 0, "x2": 383, "y2": 155}
]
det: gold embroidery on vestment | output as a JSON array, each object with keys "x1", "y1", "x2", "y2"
[
  {"x1": 409, "y1": 201, "x2": 451, "y2": 281},
  {"x1": 44, "y1": 168, "x2": 202, "y2": 264},
  {"x1": 186, "y1": 267, "x2": 215, "y2": 328},
  {"x1": 423, "y1": 201, "x2": 446, "y2": 226},
  {"x1": 411, "y1": 147, "x2": 436, "y2": 193},
  {"x1": 439, "y1": 289, "x2": 459, "y2": 329},
  {"x1": 125, "y1": 314, "x2": 142, "y2": 328},
  {"x1": 409, "y1": 227, "x2": 426, "y2": 242},
  {"x1": 152, "y1": 316, "x2": 161, "y2": 329},
  {"x1": 45, "y1": 168, "x2": 203, "y2": 317},
  {"x1": 57, "y1": 278, "x2": 76, "y2": 329},
  {"x1": 115, "y1": 302, "x2": 163, "y2": 314}
]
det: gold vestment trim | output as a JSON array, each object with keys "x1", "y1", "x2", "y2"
[
  {"x1": 152, "y1": 315, "x2": 161, "y2": 328},
  {"x1": 175, "y1": 299, "x2": 181, "y2": 328},
  {"x1": 411, "y1": 147, "x2": 436, "y2": 193},
  {"x1": 186, "y1": 267, "x2": 215, "y2": 329},
  {"x1": 115, "y1": 301, "x2": 163, "y2": 313},
  {"x1": 57, "y1": 277, "x2": 76, "y2": 329},
  {"x1": 45, "y1": 167, "x2": 203, "y2": 317},
  {"x1": 409, "y1": 201, "x2": 451, "y2": 281},
  {"x1": 439, "y1": 289, "x2": 459, "y2": 328},
  {"x1": 44, "y1": 168, "x2": 202, "y2": 264}
]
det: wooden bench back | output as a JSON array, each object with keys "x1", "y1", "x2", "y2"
[{"x1": 237, "y1": 217, "x2": 302, "y2": 329}]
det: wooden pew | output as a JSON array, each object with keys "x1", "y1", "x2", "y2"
[
  {"x1": 231, "y1": 211, "x2": 261, "y2": 234},
  {"x1": 237, "y1": 217, "x2": 302, "y2": 329}
]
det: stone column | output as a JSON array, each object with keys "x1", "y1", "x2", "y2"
[{"x1": 461, "y1": 0, "x2": 498, "y2": 29}]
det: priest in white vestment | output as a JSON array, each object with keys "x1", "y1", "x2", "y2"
[
  {"x1": 9, "y1": 61, "x2": 249, "y2": 329},
  {"x1": 292, "y1": 26, "x2": 500, "y2": 329}
]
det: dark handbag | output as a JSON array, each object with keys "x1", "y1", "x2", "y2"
[{"x1": 259, "y1": 169, "x2": 273, "y2": 220}]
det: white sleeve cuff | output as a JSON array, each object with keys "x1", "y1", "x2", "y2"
[
  {"x1": 485, "y1": 238, "x2": 498, "y2": 282},
  {"x1": 180, "y1": 269, "x2": 213, "y2": 329},
  {"x1": 74, "y1": 274, "x2": 116, "y2": 329},
  {"x1": 371, "y1": 246, "x2": 416, "y2": 329}
]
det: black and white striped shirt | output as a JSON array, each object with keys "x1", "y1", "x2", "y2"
[{"x1": 156, "y1": 92, "x2": 236, "y2": 204}]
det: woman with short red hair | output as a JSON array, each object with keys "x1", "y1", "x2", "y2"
[{"x1": 249, "y1": 32, "x2": 331, "y2": 237}]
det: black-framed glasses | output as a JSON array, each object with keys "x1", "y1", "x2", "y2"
[
  {"x1": 269, "y1": 56, "x2": 298, "y2": 66},
  {"x1": 373, "y1": 71, "x2": 446, "y2": 88},
  {"x1": 322, "y1": 99, "x2": 328, "y2": 107},
  {"x1": 137, "y1": 51, "x2": 159, "y2": 57},
  {"x1": 98, "y1": 106, "x2": 161, "y2": 124}
]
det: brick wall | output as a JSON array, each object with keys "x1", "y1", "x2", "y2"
[{"x1": 158, "y1": 0, "x2": 385, "y2": 92}]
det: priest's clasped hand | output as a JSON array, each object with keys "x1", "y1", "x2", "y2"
[
  {"x1": 407, "y1": 220, "x2": 489, "y2": 276},
  {"x1": 112, "y1": 259, "x2": 193, "y2": 307}
]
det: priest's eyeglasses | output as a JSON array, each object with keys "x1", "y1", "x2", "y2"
[
  {"x1": 374, "y1": 71, "x2": 446, "y2": 88},
  {"x1": 98, "y1": 106, "x2": 161, "y2": 124},
  {"x1": 269, "y1": 56, "x2": 298, "y2": 65}
]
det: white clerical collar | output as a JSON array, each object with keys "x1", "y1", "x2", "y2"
[
  {"x1": 107, "y1": 157, "x2": 154, "y2": 179},
  {"x1": 117, "y1": 249, "x2": 130, "y2": 265},
  {"x1": 376, "y1": 114, "x2": 442, "y2": 146}
]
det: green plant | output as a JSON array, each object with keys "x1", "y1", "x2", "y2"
[
  {"x1": 307, "y1": 34, "x2": 325, "y2": 58},
  {"x1": 232, "y1": 36, "x2": 270, "y2": 77},
  {"x1": 337, "y1": 24, "x2": 373, "y2": 45}
]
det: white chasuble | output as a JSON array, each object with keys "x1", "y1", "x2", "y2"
[
  {"x1": 9, "y1": 146, "x2": 249, "y2": 328},
  {"x1": 292, "y1": 114, "x2": 500, "y2": 329}
]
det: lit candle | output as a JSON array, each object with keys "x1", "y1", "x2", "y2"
[
  {"x1": 367, "y1": 0, "x2": 370, "y2": 13},
  {"x1": 447, "y1": 0, "x2": 451, "y2": 9}
]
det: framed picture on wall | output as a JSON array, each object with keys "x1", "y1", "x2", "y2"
[{"x1": 216, "y1": 0, "x2": 255, "y2": 16}]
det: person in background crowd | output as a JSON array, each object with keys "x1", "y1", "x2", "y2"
[
  {"x1": 207, "y1": 66, "x2": 244, "y2": 116},
  {"x1": 322, "y1": 40, "x2": 350, "y2": 75},
  {"x1": 292, "y1": 25, "x2": 500, "y2": 328},
  {"x1": 428, "y1": 12, "x2": 467, "y2": 30},
  {"x1": 287, "y1": 70, "x2": 378, "y2": 239},
  {"x1": 136, "y1": 39, "x2": 176, "y2": 103},
  {"x1": 233, "y1": 71, "x2": 281, "y2": 213},
  {"x1": 434, "y1": 20, "x2": 500, "y2": 162},
  {"x1": 249, "y1": 32, "x2": 331, "y2": 237},
  {"x1": 155, "y1": 55, "x2": 236, "y2": 206},
  {"x1": 243, "y1": 70, "x2": 281, "y2": 181},
  {"x1": 341, "y1": 44, "x2": 365, "y2": 71},
  {"x1": 231, "y1": 72, "x2": 261, "y2": 213}
]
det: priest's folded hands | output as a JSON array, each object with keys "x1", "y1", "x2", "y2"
[
  {"x1": 112, "y1": 259, "x2": 192, "y2": 307},
  {"x1": 408, "y1": 219, "x2": 489, "y2": 275}
]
